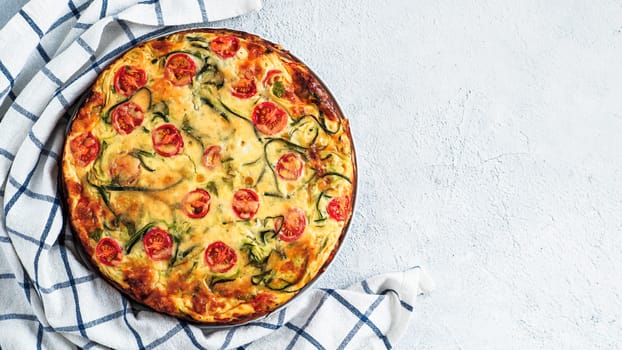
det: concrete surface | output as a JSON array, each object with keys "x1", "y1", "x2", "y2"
[{"x1": 3, "y1": 0, "x2": 622, "y2": 349}]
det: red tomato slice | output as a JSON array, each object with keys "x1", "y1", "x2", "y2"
[
  {"x1": 251, "y1": 102, "x2": 288, "y2": 135},
  {"x1": 152, "y1": 124, "x2": 183, "y2": 157},
  {"x1": 143, "y1": 228, "x2": 173, "y2": 261},
  {"x1": 111, "y1": 101, "x2": 144, "y2": 135},
  {"x1": 164, "y1": 53, "x2": 196, "y2": 86},
  {"x1": 246, "y1": 42, "x2": 266, "y2": 60},
  {"x1": 250, "y1": 292, "x2": 275, "y2": 312},
  {"x1": 204, "y1": 241, "x2": 237, "y2": 273},
  {"x1": 262, "y1": 69, "x2": 282, "y2": 87},
  {"x1": 232, "y1": 189, "x2": 260, "y2": 220},
  {"x1": 114, "y1": 65, "x2": 147, "y2": 96},
  {"x1": 231, "y1": 78, "x2": 257, "y2": 99},
  {"x1": 276, "y1": 152, "x2": 304, "y2": 181},
  {"x1": 202, "y1": 145, "x2": 222, "y2": 169},
  {"x1": 262, "y1": 69, "x2": 297, "y2": 101},
  {"x1": 278, "y1": 207, "x2": 307, "y2": 242},
  {"x1": 96, "y1": 237, "x2": 122, "y2": 267},
  {"x1": 182, "y1": 189, "x2": 211, "y2": 219},
  {"x1": 75, "y1": 197, "x2": 102, "y2": 233},
  {"x1": 210, "y1": 36, "x2": 240, "y2": 58},
  {"x1": 327, "y1": 196, "x2": 350, "y2": 222},
  {"x1": 70, "y1": 132, "x2": 100, "y2": 167}
]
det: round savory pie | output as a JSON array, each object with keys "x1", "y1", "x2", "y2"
[{"x1": 61, "y1": 29, "x2": 356, "y2": 324}]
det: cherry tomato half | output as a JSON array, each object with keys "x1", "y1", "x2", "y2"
[
  {"x1": 251, "y1": 102, "x2": 288, "y2": 135},
  {"x1": 210, "y1": 36, "x2": 240, "y2": 58},
  {"x1": 246, "y1": 42, "x2": 266, "y2": 60},
  {"x1": 164, "y1": 53, "x2": 196, "y2": 86},
  {"x1": 231, "y1": 78, "x2": 257, "y2": 99},
  {"x1": 202, "y1": 145, "x2": 222, "y2": 169},
  {"x1": 327, "y1": 196, "x2": 350, "y2": 222},
  {"x1": 143, "y1": 228, "x2": 173, "y2": 261},
  {"x1": 262, "y1": 69, "x2": 282, "y2": 87},
  {"x1": 250, "y1": 292, "x2": 276, "y2": 313},
  {"x1": 111, "y1": 101, "x2": 144, "y2": 135},
  {"x1": 75, "y1": 197, "x2": 102, "y2": 233},
  {"x1": 232, "y1": 189, "x2": 260, "y2": 220},
  {"x1": 278, "y1": 207, "x2": 307, "y2": 242},
  {"x1": 96, "y1": 237, "x2": 122, "y2": 267},
  {"x1": 204, "y1": 241, "x2": 237, "y2": 273},
  {"x1": 276, "y1": 152, "x2": 304, "y2": 181},
  {"x1": 182, "y1": 189, "x2": 211, "y2": 219},
  {"x1": 114, "y1": 65, "x2": 147, "y2": 96},
  {"x1": 152, "y1": 124, "x2": 183, "y2": 157},
  {"x1": 262, "y1": 69, "x2": 296, "y2": 101},
  {"x1": 70, "y1": 132, "x2": 100, "y2": 167}
]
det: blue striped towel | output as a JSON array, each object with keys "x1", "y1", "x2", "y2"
[{"x1": 0, "y1": 0, "x2": 433, "y2": 348}]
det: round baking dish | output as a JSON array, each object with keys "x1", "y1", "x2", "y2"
[{"x1": 60, "y1": 27, "x2": 357, "y2": 327}]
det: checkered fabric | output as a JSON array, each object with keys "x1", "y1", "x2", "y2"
[{"x1": 0, "y1": 1, "x2": 433, "y2": 349}]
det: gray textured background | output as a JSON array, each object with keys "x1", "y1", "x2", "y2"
[{"x1": 3, "y1": 0, "x2": 622, "y2": 349}]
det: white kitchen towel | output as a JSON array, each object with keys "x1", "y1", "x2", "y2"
[{"x1": 0, "y1": 1, "x2": 433, "y2": 349}]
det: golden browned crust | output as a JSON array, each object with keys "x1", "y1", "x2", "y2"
[{"x1": 61, "y1": 28, "x2": 356, "y2": 325}]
